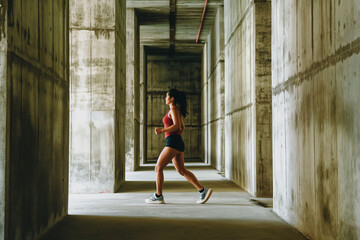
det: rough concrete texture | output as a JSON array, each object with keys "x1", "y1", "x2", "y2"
[
  {"x1": 201, "y1": 43, "x2": 209, "y2": 165},
  {"x1": 69, "y1": 0, "x2": 121, "y2": 193},
  {"x1": 125, "y1": 8, "x2": 140, "y2": 172},
  {"x1": 0, "y1": 2, "x2": 7, "y2": 239},
  {"x1": 146, "y1": 55, "x2": 202, "y2": 163},
  {"x1": 272, "y1": 0, "x2": 360, "y2": 239},
  {"x1": 42, "y1": 169, "x2": 307, "y2": 240},
  {"x1": 203, "y1": 6, "x2": 225, "y2": 173},
  {"x1": 6, "y1": 0, "x2": 69, "y2": 239},
  {"x1": 224, "y1": 0, "x2": 272, "y2": 197},
  {"x1": 254, "y1": 2, "x2": 272, "y2": 199},
  {"x1": 114, "y1": 0, "x2": 127, "y2": 193},
  {"x1": 139, "y1": 45, "x2": 146, "y2": 165}
]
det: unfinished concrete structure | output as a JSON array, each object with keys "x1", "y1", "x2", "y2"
[
  {"x1": 69, "y1": 0, "x2": 119, "y2": 193},
  {"x1": 68, "y1": 0, "x2": 127, "y2": 194},
  {"x1": 272, "y1": 0, "x2": 360, "y2": 239},
  {"x1": 0, "y1": 0, "x2": 359, "y2": 239}
]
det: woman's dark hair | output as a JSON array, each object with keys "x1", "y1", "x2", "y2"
[{"x1": 168, "y1": 88, "x2": 188, "y2": 118}]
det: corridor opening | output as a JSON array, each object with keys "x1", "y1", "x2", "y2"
[{"x1": 2, "y1": 0, "x2": 359, "y2": 239}]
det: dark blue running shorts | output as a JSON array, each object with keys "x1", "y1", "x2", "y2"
[{"x1": 165, "y1": 134, "x2": 185, "y2": 152}]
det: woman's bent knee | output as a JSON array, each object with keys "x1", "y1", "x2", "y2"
[
  {"x1": 155, "y1": 164, "x2": 164, "y2": 173},
  {"x1": 177, "y1": 169, "x2": 186, "y2": 176}
]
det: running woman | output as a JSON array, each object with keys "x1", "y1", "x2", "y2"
[{"x1": 145, "y1": 89, "x2": 213, "y2": 204}]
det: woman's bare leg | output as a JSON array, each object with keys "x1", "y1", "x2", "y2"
[
  {"x1": 155, "y1": 147, "x2": 180, "y2": 196},
  {"x1": 172, "y1": 152, "x2": 203, "y2": 190}
]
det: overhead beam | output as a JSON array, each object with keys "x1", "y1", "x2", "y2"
[{"x1": 169, "y1": 0, "x2": 176, "y2": 55}]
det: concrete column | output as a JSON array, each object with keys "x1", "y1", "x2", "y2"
[
  {"x1": 125, "y1": 8, "x2": 140, "y2": 171},
  {"x1": 224, "y1": 0, "x2": 272, "y2": 197},
  {"x1": 6, "y1": 0, "x2": 69, "y2": 238},
  {"x1": 204, "y1": 6, "x2": 225, "y2": 172},
  {"x1": 114, "y1": 0, "x2": 126, "y2": 192},
  {"x1": 272, "y1": 0, "x2": 360, "y2": 239},
  {"x1": 139, "y1": 45, "x2": 146, "y2": 165},
  {"x1": 201, "y1": 43, "x2": 209, "y2": 164},
  {"x1": 0, "y1": 2, "x2": 8, "y2": 239},
  {"x1": 254, "y1": 2, "x2": 272, "y2": 198},
  {"x1": 70, "y1": 0, "x2": 126, "y2": 193}
]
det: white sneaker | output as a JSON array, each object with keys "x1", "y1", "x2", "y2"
[
  {"x1": 197, "y1": 188, "x2": 213, "y2": 204},
  {"x1": 145, "y1": 193, "x2": 165, "y2": 204}
]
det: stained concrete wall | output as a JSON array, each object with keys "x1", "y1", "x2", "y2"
[
  {"x1": 6, "y1": 0, "x2": 69, "y2": 239},
  {"x1": 0, "y1": 2, "x2": 8, "y2": 239},
  {"x1": 69, "y1": 0, "x2": 126, "y2": 193},
  {"x1": 203, "y1": 6, "x2": 225, "y2": 172},
  {"x1": 224, "y1": 0, "x2": 272, "y2": 197},
  {"x1": 139, "y1": 45, "x2": 146, "y2": 165},
  {"x1": 125, "y1": 8, "x2": 140, "y2": 171},
  {"x1": 201, "y1": 43, "x2": 208, "y2": 165},
  {"x1": 146, "y1": 55, "x2": 202, "y2": 163},
  {"x1": 272, "y1": 0, "x2": 360, "y2": 239},
  {"x1": 114, "y1": 0, "x2": 126, "y2": 192}
]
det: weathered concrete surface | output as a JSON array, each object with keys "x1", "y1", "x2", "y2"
[
  {"x1": 139, "y1": 45, "x2": 146, "y2": 165},
  {"x1": 146, "y1": 55, "x2": 202, "y2": 163},
  {"x1": 224, "y1": 0, "x2": 272, "y2": 197},
  {"x1": 125, "y1": 8, "x2": 140, "y2": 171},
  {"x1": 42, "y1": 169, "x2": 307, "y2": 240},
  {"x1": 70, "y1": 0, "x2": 125, "y2": 193},
  {"x1": 128, "y1": 0, "x2": 221, "y2": 55},
  {"x1": 203, "y1": 6, "x2": 225, "y2": 172},
  {"x1": 114, "y1": 0, "x2": 127, "y2": 192},
  {"x1": 272, "y1": 0, "x2": 360, "y2": 239},
  {"x1": 6, "y1": 0, "x2": 69, "y2": 239},
  {"x1": 254, "y1": 2, "x2": 272, "y2": 199},
  {"x1": 201, "y1": 43, "x2": 209, "y2": 165},
  {"x1": 0, "y1": 2, "x2": 8, "y2": 239}
]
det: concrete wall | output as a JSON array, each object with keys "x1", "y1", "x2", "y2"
[
  {"x1": 125, "y1": 8, "x2": 140, "y2": 171},
  {"x1": 114, "y1": 0, "x2": 126, "y2": 192},
  {"x1": 139, "y1": 45, "x2": 146, "y2": 165},
  {"x1": 0, "y1": 2, "x2": 8, "y2": 239},
  {"x1": 203, "y1": 6, "x2": 225, "y2": 172},
  {"x1": 69, "y1": 0, "x2": 126, "y2": 193},
  {"x1": 146, "y1": 55, "x2": 202, "y2": 163},
  {"x1": 224, "y1": 0, "x2": 272, "y2": 197},
  {"x1": 6, "y1": 0, "x2": 69, "y2": 239},
  {"x1": 254, "y1": 2, "x2": 272, "y2": 198},
  {"x1": 272, "y1": 0, "x2": 360, "y2": 239},
  {"x1": 201, "y1": 43, "x2": 208, "y2": 165}
]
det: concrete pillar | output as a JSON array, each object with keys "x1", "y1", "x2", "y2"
[
  {"x1": 204, "y1": 6, "x2": 225, "y2": 172},
  {"x1": 201, "y1": 43, "x2": 209, "y2": 165},
  {"x1": 0, "y1": 2, "x2": 8, "y2": 239},
  {"x1": 5, "y1": 0, "x2": 69, "y2": 238},
  {"x1": 224, "y1": 0, "x2": 272, "y2": 197},
  {"x1": 272, "y1": 0, "x2": 360, "y2": 239},
  {"x1": 69, "y1": 0, "x2": 126, "y2": 193},
  {"x1": 114, "y1": 0, "x2": 126, "y2": 192},
  {"x1": 139, "y1": 45, "x2": 146, "y2": 165},
  {"x1": 254, "y1": 2, "x2": 272, "y2": 198},
  {"x1": 125, "y1": 8, "x2": 140, "y2": 171}
]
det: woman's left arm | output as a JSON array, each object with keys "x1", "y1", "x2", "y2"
[{"x1": 179, "y1": 117, "x2": 185, "y2": 135}]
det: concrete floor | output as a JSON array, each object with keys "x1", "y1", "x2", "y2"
[{"x1": 41, "y1": 168, "x2": 307, "y2": 240}]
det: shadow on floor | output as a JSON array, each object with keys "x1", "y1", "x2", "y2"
[
  {"x1": 41, "y1": 215, "x2": 307, "y2": 240},
  {"x1": 117, "y1": 180, "x2": 241, "y2": 193}
]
